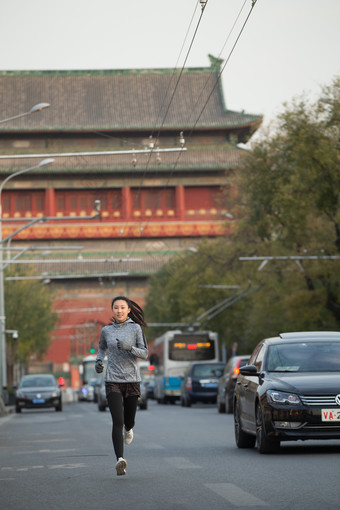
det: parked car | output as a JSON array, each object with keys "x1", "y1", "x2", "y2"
[
  {"x1": 234, "y1": 331, "x2": 340, "y2": 454},
  {"x1": 15, "y1": 374, "x2": 63, "y2": 413},
  {"x1": 97, "y1": 380, "x2": 107, "y2": 411},
  {"x1": 180, "y1": 362, "x2": 225, "y2": 406},
  {"x1": 78, "y1": 378, "x2": 97, "y2": 402},
  {"x1": 138, "y1": 380, "x2": 148, "y2": 410},
  {"x1": 93, "y1": 375, "x2": 104, "y2": 403},
  {"x1": 97, "y1": 379, "x2": 148, "y2": 411},
  {"x1": 217, "y1": 355, "x2": 250, "y2": 414},
  {"x1": 144, "y1": 379, "x2": 155, "y2": 399}
]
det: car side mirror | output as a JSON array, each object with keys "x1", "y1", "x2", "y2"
[{"x1": 239, "y1": 364, "x2": 260, "y2": 376}]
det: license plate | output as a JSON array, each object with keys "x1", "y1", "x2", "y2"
[
  {"x1": 321, "y1": 409, "x2": 340, "y2": 421},
  {"x1": 33, "y1": 398, "x2": 45, "y2": 404},
  {"x1": 203, "y1": 383, "x2": 217, "y2": 388}
]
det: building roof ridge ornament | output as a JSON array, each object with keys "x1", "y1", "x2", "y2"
[{"x1": 208, "y1": 54, "x2": 224, "y2": 72}]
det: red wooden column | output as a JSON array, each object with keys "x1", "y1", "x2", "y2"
[
  {"x1": 176, "y1": 185, "x2": 185, "y2": 220},
  {"x1": 121, "y1": 187, "x2": 131, "y2": 219},
  {"x1": 45, "y1": 188, "x2": 56, "y2": 216}
]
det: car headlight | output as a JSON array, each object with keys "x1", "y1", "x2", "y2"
[
  {"x1": 50, "y1": 392, "x2": 58, "y2": 398},
  {"x1": 267, "y1": 390, "x2": 301, "y2": 405},
  {"x1": 16, "y1": 391, "x2": 24, "y2": 398}
]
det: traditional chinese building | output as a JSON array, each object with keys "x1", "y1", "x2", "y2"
[{"x1": 0, "y1": 57, "x2": 261, "y2": 384}]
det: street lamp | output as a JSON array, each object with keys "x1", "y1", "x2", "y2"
[
  {"x1": 0, "y1": 103, "x2": 50, "y2": 124},
  {"x1": 0, "y1": 158, "x2": 54, "y2": 395}
]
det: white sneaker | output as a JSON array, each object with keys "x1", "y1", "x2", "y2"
[
  {"x1": 124, "y1": 428, "x2": 134, "y2": 445},
  {"x1": 115, "y1": 457, "x2": 127, "y2": 476}
]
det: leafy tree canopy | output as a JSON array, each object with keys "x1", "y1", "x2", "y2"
[
  {"x1": 145, "y1": 76, "x2": 340, "y2": 355},
  {"x1": 5, "y1": 264, "x2": 58, "y2": 385}
]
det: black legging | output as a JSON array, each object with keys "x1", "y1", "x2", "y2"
[{"x1": 107, "y1": 392, "x2": 139, "y2": 460}]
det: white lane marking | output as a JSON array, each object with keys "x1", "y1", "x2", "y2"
[
  {"x1": 144, "y1": 442, "x2": 165, "y2": 450},
  {"x1": 48, "y1": 463, "x2": 86, "y2": 470},
  {"x1": 205, "y1": 483, "x2": 268, "y2": 507},
  {"x1": 0, "y1": 414, "x2": 14, "y2": 426},
  {"x1": 22, "y1": 438, "x2": 73, "y2": 443},
  {"x1": 15, "y1": 449, "x2": 76, "y2": 454},
  {"x1": 165, "y1": 457, "x2": 202, "y2": 469},
  {"x1": 2, "y1": 463, "x2": 85, "y2": 472}
]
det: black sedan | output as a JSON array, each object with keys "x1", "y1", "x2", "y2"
[
  {"x1": 15, "y1": 374, "x2": 63, "y2": 413},
  {"x1": 181, "y1": 362, "x2": 225, "y2": 406},
  {"x1": 234, "y1": 331, "x2": 340, "y2": 453}
]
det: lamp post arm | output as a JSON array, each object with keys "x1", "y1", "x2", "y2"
[
  {"x1": 0, "y1": 103, "x2": 50, "y2": 125},
  {"x1": 0, "y1": 159, "x2": 54, "y2": 198},
  {"x1": 1, "y1": 218, "x2": 46, "y2": 245},
  {"x1": 1, "y1": 248, "x2": 29, "y2": 271},
  {"x1": 0, "y1": 212, "x2": 100, "y2": 246}
]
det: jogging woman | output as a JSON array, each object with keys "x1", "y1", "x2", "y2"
[{"x1": 95, "y1": 296, "x2": 148, "y2": 476}]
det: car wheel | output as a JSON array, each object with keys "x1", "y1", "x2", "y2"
[
  {"x1": 217, "y1": 393, "x2": 226, "y2": 413},
  {"x1": 234, "y1": 400, "x2": 256, "y2": 448},
  {"x1": 225, "y1": 393, "x2": 233, "y2": 414},
  {"x1": 55, "y1": 400, "x2": 62, "y2": 412},
  {"x1": 256, "y1": 401, "x2": 280, "y2": 454}
]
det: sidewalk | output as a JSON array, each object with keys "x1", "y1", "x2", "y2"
[{"x1": 0, "y1": 396, "x2": 13, "y2": 418}]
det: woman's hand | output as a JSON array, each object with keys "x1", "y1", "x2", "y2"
[
  {"x1": 116, "y1": 338, "x2": 132, "y2": 352},
  {"x1": 95, "y1": 360, "x2": 104, "y2": 373}
]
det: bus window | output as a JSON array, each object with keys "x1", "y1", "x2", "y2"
[{"x1": 169, "y1": 334, "x2": 216, "y2": 361}]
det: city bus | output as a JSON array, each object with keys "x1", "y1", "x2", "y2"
[
  {"x1": 81, "y1": 355, "x2": 98, "y2": 385},
  {"x1": 150, "y1": 330, "x2": 219, "y2": 404},
  {"x1": 81, "y1": 355, "x2": 110, "y2": 383}
]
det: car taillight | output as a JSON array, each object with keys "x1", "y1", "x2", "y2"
[
  {"x1": 187, "y1": 377, "x2": 192, "y2": 391},
  {"x1": 232, "y1": 366, "x2": 240, "y2": 379}
]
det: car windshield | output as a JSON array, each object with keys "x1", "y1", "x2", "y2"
[
  {"x1": 266, "y1": 341, "x2": 340, "y2": 372},
  {"x1": 192, "y1": 364, "x2": 224, "y2": 378},
  {"x1": 20, "y1": 376, "x2": 56, "y2": 388}
]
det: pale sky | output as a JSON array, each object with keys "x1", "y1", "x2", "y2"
[{"x1": 1, "y1": 0, "x2": 340, "y2": 130}]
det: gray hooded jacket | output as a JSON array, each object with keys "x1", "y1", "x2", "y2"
[{"x1": 96, "y1": 318, "x2": 148, "y2": 383}]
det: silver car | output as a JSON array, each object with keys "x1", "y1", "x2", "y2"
[{"x1": 97, "y1": 380, "x2": 148, "y2": 411}]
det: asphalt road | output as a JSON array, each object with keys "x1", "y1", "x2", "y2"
[{"x1": 1, "y1": 399, "x2": 340, "y2": 510}]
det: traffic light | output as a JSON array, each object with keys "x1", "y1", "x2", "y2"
[{"x1": 90, "y1": 345, "x2": 96, "y2": 354}]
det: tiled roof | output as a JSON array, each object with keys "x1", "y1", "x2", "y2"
[
  {"x1": 0, "y1": 144, "x2": 245, "y2": 173},
  {"x1": 4, "y1": 253, "x2": 174, "y2": 278},
  {"x1": 0, "y1": 67, "x2": 261, "y2": 132}
]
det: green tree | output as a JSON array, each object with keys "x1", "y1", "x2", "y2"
[
  {"x1": 239, "y1": 76, "x2": 340, "y2": 329},
  {"x1": 145, "y1": 237, "x2": 261, "y2": 354},
  {"x1": 4, "y1": 265, "x2": 58, "y2": 386},
  {"x1": 145, "y1": 76, "x2": 340, "y2": 354}
]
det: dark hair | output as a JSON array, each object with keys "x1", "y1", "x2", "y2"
[{"x1": 110, "y1": 295, "x2": 147, "y2": 328}]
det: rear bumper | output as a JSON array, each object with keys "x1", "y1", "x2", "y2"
[{"x1": 189, "y1": 391, "x2": 217, "y2": 402}]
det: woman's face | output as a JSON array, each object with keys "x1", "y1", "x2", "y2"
[{"x1": 112, "y1": 299, "x2": 131, "y2": 323}]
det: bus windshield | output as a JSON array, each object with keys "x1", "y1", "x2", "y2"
[{"x1": 169, "y1": 334, "x2": 216, "y2": 361}]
